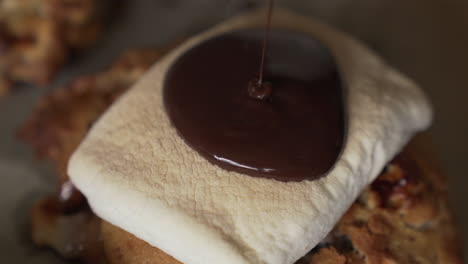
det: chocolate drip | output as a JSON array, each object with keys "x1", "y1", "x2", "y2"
[
  {"x1": 257, "y1": 0, "x2": 274, "y2": 86},
  {"x1": 164, "y1": 29, "x2": 345, "y2": 181}
]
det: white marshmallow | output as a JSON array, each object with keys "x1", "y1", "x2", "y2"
[{"x1": 68, "y1": 8, "x2": 432, "y2": 264}]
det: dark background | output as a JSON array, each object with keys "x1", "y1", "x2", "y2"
[{"x1": 0, "y1": 0, "x2": 466, "y2": 262}]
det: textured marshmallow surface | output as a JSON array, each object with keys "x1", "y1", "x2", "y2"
[{"x1": 68, "y1": 8, "x2": 432, "y2": 264}]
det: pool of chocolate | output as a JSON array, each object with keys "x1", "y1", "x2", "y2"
[{"x1": 164, "y1": 29, "x2": 345, "y2": 181}]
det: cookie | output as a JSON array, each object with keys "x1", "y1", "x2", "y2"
[{"x1": 0, "y1": 0, "x2": 114, "y2": 95}]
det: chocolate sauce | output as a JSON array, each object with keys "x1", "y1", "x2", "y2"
[
  {"x1": 256, "y1": 0, "x2": 274, "y2": 86},
  {"x1": 371, "y1": 154, "x2": 422, "y2": 209},
  {"x1": 0, "y1": 24, "x2": 11, "y2": 54},
  {"x1": 0, "y1": 23, "x2": 34, "y2": 52},
  {"x1": 164, "y1": 29, "x2": 345, "y2": 181},
  {"x1": 246, "y1": 0, "x2": 274, "y2": 102}
]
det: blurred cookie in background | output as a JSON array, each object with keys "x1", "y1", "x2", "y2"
[
  {"x1": 0, "y1": 0, "x2": 117, "y2": 96},
  {"x1": 18, "y1": 47, "x2": 165, "y2": 264}
]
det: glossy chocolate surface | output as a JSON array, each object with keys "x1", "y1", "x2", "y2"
[{"x1": 164, "y1": 29, "x2": 345, "y2": 181}]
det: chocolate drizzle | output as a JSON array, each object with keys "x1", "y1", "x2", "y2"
[{"x1": 164, "y1": 29, "x2": 345, "y2": 181}]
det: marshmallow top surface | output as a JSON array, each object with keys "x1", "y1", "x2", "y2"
[{"x1": 68, "y1": 8, "x2": 432, "y2": 264}]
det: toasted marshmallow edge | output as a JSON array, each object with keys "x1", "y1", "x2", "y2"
[
  {"x1": 71, "y1": 155, "x2": 249, "y2": 264},
  {"x1": 68, "y1": 7, "x2": 432, "y2": 264}
]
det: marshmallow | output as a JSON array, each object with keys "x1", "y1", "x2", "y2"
[{"x1": 68, "y1": 8, "x2": 432, "y2": 264}]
